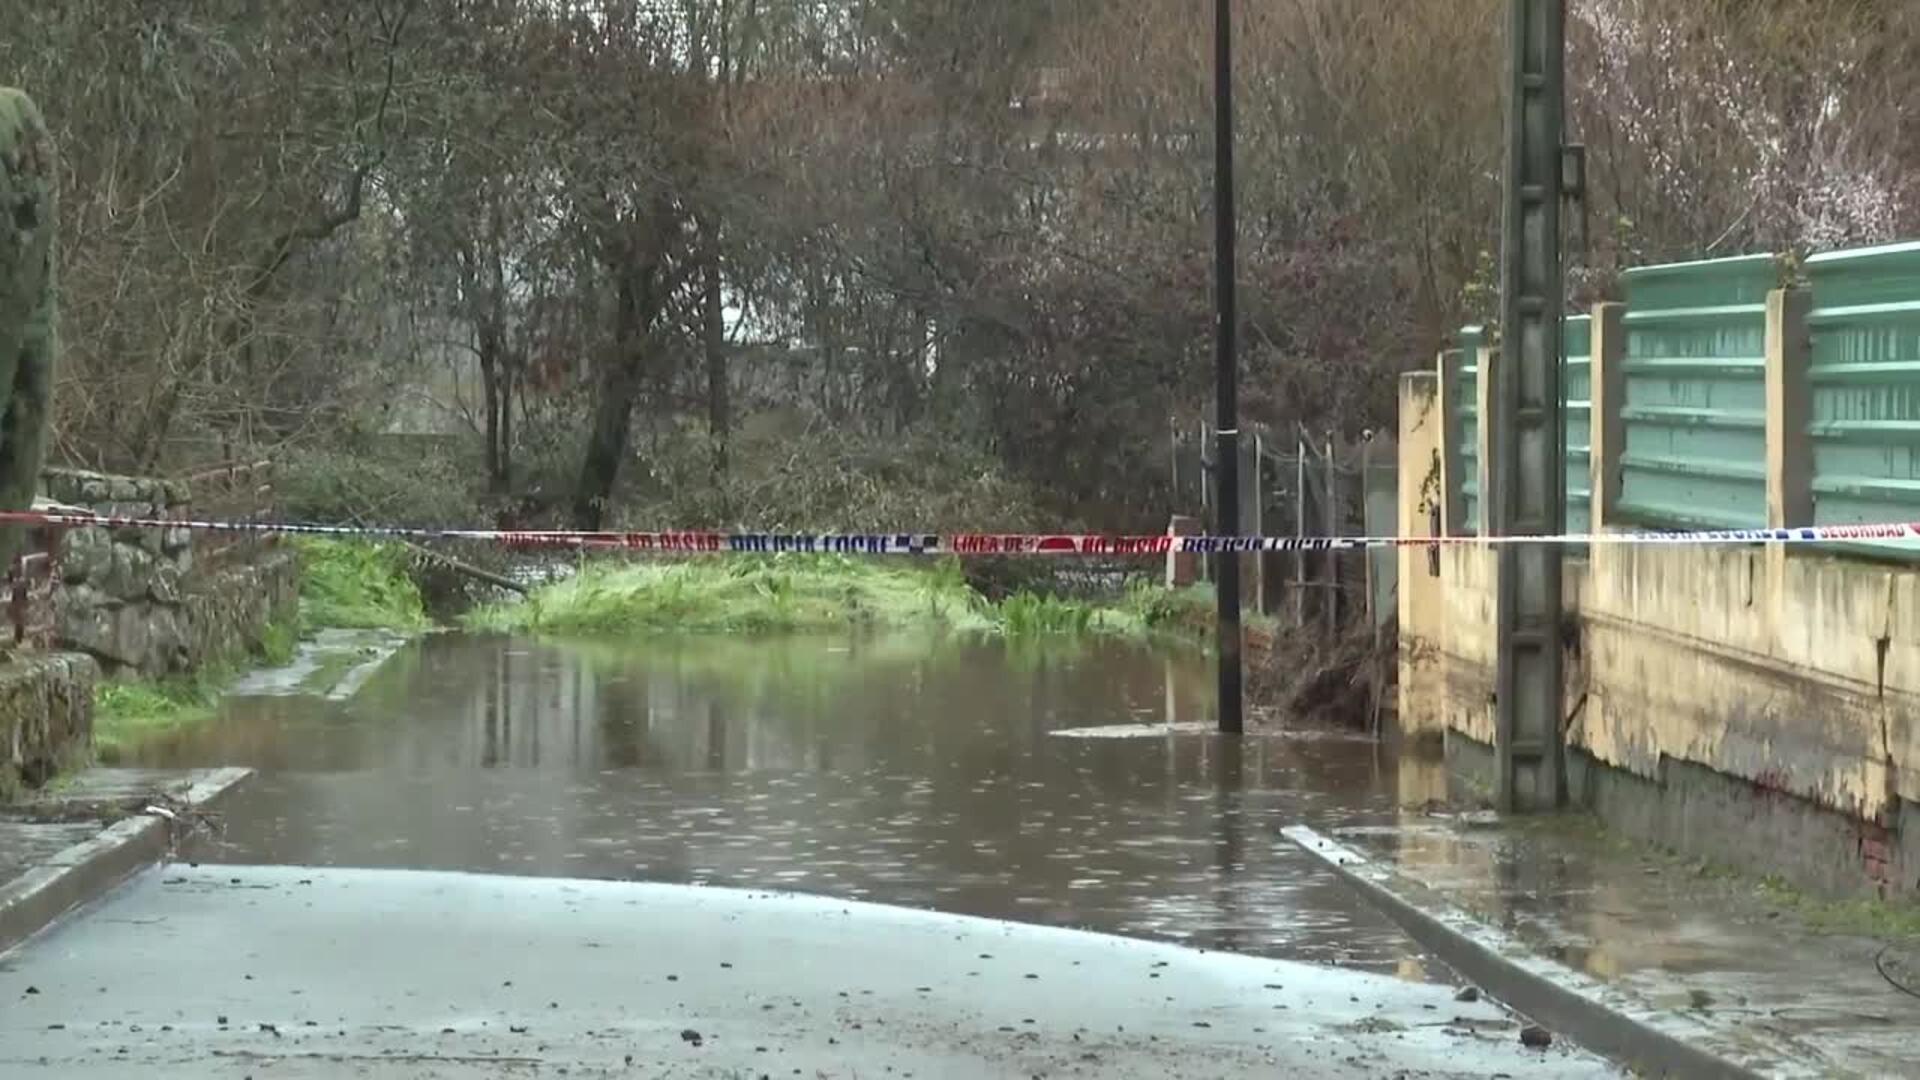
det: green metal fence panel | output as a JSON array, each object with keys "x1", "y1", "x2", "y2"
[
  {"x1": 1805, "y1": 240, "x2": 1920, "y2": 559},
  {"x1": 1456, "y1": 326, "x2": 1484, "y2": 533},
  {"x1": 1563, "y1": 314, "x2": 1591, "y2": 537},
  {"x1": 1617, "y1": 254, "x2": 1778, "y2": 529}
]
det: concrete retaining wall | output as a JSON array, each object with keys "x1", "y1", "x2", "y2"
[{"x1": 1398, "y1": 387, "x2": 1920, "y2": 898}]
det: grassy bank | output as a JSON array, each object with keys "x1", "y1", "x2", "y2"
[
  {"x1": 92, "y1": 538, "x2": 429, "y2": 756},
  {"x1": 294, "y1": 538, "x2": 431, "y2": 631},
  {"x1": 466, "y1": 555, "x2": 1255, "y2": 644},
  {"x1": 92, "y1": 628, "x2": 295, "y2": 758}
]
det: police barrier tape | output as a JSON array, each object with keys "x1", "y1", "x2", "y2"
[{"x1": 0, "y1": 509, "x2": 1917, "y2": 554}]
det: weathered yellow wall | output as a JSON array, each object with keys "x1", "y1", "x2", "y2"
[
  {"x1": 1398, "y1": 399, "x2": 1920, "y2": 821},
  {"x1": 1578, "y1": 543, "x2": 1920, "y2": 820}
]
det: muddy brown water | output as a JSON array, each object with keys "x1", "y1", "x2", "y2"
[{"x1": 122, "y1": 632, "x2": 1451, "y2": 979}]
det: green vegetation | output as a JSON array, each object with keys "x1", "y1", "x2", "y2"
[
  {"x1": 92, "y1": 663, "x2": 236, "y2": 758},
  {"x1": 92, "y1": 539, "x2": 429, "y2": 758},
  {"x1": 294, "y1": 537, "x2": 430, "y2": 631},
  {"x1": 88, "y1": 610, "x2": 296, "y2": 757},
  {"x1": 470, "y1": 555, "x2": 992, "y2": 636},
  {"x1": 468, "y1": 555, "x2": 1245, "y2": 645},
  {"x1": 258, "y1": 615, "x2": 300, "y2": 665},
  {"x1": 1757, "y1": 876, "x2": 1920, "y2": 939}
]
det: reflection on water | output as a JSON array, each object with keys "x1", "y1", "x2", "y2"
[{"x1": 131, "y1": 632, "x2": 1441, "y2": 975}]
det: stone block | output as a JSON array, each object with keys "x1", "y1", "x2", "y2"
[
  {"x1": 97, "y1": 542, "x2": 158, "y2": 602},
  {"x1": 104, "y1": 602, "x2": 186, "y2": 675},
  {"x1": 148, "y1": 562, "x2": 181, "y2": 604},
  {"x1": 58, "y1": 526, "x2": 111, "y2": 585},
  {"x1": 53, "y1": 582, "x2": 113, "y2": 658},
  {"x1": 102, "y1": 501, "x2": 158, "y2": 520},
  {"x1": 161, "y1": 526, "x2": 192, "y2": 555},
  {"x1": 181, "y1": 551, "x2": 298, "y2": 668},
  {"x1": 54, "y1": 583, "x2": 190, "y2": 677},
  {"x1": 39, "y1": 468, "x2": 88, "y2": 505},
  {"x1": 0, "y1": 652, "x2": 98, "y2": 801}
]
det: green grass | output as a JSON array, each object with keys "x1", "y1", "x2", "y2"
[
  {"x1": 91, "y1": 537, "x2": 428, "y2": 759},
  {"x1": 93, "y1": 662, "x2": 236, "y2": 758},
  {"x1": 258, "y1": 615, "x2": 300, "y2": 665},
  {"x1": 467, "y1": 555, "x2": 1223, "y2": 644},
  {"x1": 1757, "y1": 876, "x2": 1920, "y2": 939},
  {"x1": 469, "y1": 554, "x2": 995, "y2": 636},
  {"x1": 91, "y1": 613, "x2": 300, "y2": 758},
  {"x1": 294, "y1": 537, "x2": 429, "y2": 631}
]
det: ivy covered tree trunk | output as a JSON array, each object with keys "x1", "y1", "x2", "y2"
[
  {"x1": 0, "y1": 89, "x2": 56, "y2": 569},
  {"x1": 571, "y1": 247, "x2": 666, "y2": 531}
]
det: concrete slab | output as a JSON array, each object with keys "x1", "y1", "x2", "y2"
[
  {"x1": 0, "y1": 767, "x2": 250, "y2": 954},
  {"x1": 0, "y1": 864, "x2": 1622, "y2": 1078},
  {"x1": 225, "y1": 628, "x2": 409, "y2": 701},
  {"x1": 1289, "y1": 814, "x2": 1920, "y2": 1079}
]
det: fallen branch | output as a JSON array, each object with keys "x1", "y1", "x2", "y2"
[{"x1": 400, "y1": 538, "x2": 528, "y2": 595}]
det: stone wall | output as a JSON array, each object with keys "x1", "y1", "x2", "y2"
[
  {"x1": 0, "y1": 652, "x2": 95, "y2": 801},
  {"x1": 42, "y1": 467, "x2": 296, "y2": 677}
]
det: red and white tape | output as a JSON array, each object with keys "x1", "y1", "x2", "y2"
[{"x1": 1, "y1": 509, "x2": 1916, "y2": 554}]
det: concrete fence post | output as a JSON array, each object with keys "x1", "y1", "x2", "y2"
[
  {"x1": 1475, "y1": 344, "x2": 1497, "y2": 540},
  {"x1": 1436, "y1": 350, "x2": 1466, "y2": 537},
  {"x1": 1588, "y1": 302, "x2": 1626, "y2": 541},
  {"x1": 1766, "y1": 287, "x2": 1813, "y2": 529}
]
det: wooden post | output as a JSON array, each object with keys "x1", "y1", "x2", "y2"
[
  {"x1": 1435, "y1": 349, "x2": 1466, "y2": 537},
  {"x1": 1766, "y1": 287, "x2": 1813, "y2": 529},
  {"x1": 1588, "y1": 302, "x2": 1626, "y2": 539}
]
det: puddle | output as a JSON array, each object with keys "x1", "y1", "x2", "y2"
[{"x1": 120, "y1": 632, "x2": 1446, "y2": 977}]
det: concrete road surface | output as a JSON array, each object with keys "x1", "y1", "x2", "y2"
[{"x1": 0, "y1": 864, "x2": 1620, "y2": 1078}]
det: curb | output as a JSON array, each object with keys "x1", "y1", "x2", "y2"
[
  {"x1": 1282, "y1": 824, "x2": 1777, "y2": 1080},
  {"x1": 0, "y1": 767, "x2": 252, "y2": 955}
]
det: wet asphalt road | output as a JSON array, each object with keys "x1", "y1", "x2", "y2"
[{"x1": 0, "y1": 864, "x2": 1620, "y2": 1078}]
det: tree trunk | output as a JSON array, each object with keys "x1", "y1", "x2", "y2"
[
  {"x1": 701, "y1": 219, "x2": 729, "y2": 481},
  {"x1": 0, "y1": 89, "x2": 56, "y2": 567},
  {"x1": 571, "y1": 250, "x2": 662, "y2": 531},
  {"x1": 478, "y1": 326, "x2": 505, "y2": 494}
]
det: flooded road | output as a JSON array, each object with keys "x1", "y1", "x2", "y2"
[{"x1": 124, "y1": 632, "x2": 1450, "y2": 978}]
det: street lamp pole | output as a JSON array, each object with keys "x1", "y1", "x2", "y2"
[{"x1": 1212, "y1": 0, "x2": 1244, "y2": 736}]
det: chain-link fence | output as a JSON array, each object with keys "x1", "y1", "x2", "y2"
[{"x1": 1168, "y1": 418, "x2": 1396, "y2": 632}]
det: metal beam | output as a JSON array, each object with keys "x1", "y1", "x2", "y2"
[
  {"x1": 1212, "y1": 0, "x2": 1244, "y2": 736},
  {"x1": 1492, "y1": 0, "x2": 1565, "y2": 812}
]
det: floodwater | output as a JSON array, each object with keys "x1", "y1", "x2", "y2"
[{"x1": 124, "y1": 632, "x2": 1451, "y2": 979}]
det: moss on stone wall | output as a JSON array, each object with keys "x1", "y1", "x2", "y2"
[{"x1": 0, "y1": 653, "x2": 95, "y2": 801}]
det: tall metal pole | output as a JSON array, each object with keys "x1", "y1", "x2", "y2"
[
  {"x1": 1212, "y1": 0, "x2": 1243, "y2": 736},
  {"x1": 1492, "y1": 0, "x2": 1565, "y2": 811}
]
